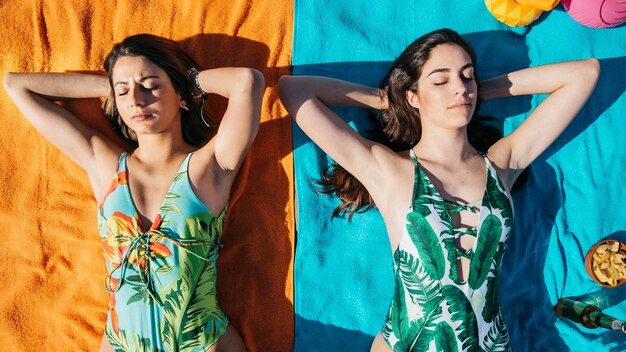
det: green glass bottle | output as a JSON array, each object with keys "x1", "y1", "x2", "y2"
[{"x1": 554, "y1": 298, "x2": 626, "y2": 333}]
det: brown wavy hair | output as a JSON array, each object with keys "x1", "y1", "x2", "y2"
[
  {"x1": 318, "y1": 28, "x2": 527, "y2": 220},
  {"x1": 103, "y1": 33, "x2": 212, "y2": 149}
]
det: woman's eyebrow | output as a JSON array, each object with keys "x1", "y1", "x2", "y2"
[
  {"x1": 113, "y1": 75, "x2": 160, "y2": 87},
  {"x1": 426, "y1": 63, "x2": 474, "y2": 77}
]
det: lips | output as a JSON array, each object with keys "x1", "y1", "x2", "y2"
[
  {"x1": 131, "y1": 113, "x2": 154, "y2": 120},
  {"x1": 448, "y1": 102, "x2": 472, "y2": 109}
]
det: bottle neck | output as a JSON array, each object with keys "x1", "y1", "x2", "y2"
[{"x1": 587, "y1": 310, "x2": 626, "y2": 333}]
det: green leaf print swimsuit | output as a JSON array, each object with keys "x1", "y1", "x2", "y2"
[
  {"x1": 98, "y1": 152, "x2": 228, "y2": 352},
  {"x1": 382, "y1": 150, "x2": 513, "y2": 352}
]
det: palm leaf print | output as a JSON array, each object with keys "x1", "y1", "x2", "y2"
[
  {"x1": 155, "y1": 212, "x2": 222, "y2": 350},
  {"x1": 105, "y1": 327, "x2": 164, "y2": 352},
  {"x1": 443, "y1": 237, "x2": 462, "y2": 284},
  {"x1": 105, "y1": 324, "x2": 127, "y2": 351},
  {"x1": 381, "y1": 308, "x2": 396, "y2": 345},
  {"x1": 482, "y1": 275, "x2": 497, "y2": 323},
  {"x1": 165, "y1": 191, "x2": 181, "y2": 199},
  {"x1": 159, "y1": 202, "x2": 182, "y2": 215},
  {"x1": 185, "y1": 212, "x2": 212, "y2": 236},
  {"x1": 161, "y1": 276, "x2": 189, "y2": 334},
  {"x1": 382, "y1": 269, "x2": 412, "y2": 348},
  {"x1": 391, "y1": 265, "x2": 410, "y2": 337},
  {"x1": 173, "y1": 170, "x2": 188, "y2": 182},
  {"x1": 394, "y1": 249, "x2": 444, "y2": 351},
  {"x1": 486, "y1": 171, "x2": 513, "y2": 228},
  {"x1": 434, "y1": 322, "x2": 459, "y2": 352},
  {"x1": 406, "y1": 304, "x2": 442, "y2": 352},
  {"x1": 415, "y1": 167, "x2": 433, "y2": 198},
  {"x1": 185, "y1": 212, "x2": 221, "y2": 241},
  {"x1": 158, "y1": 318, "x2": 177, "y2": 352},
  {"x1": 442, "y1": 285, "x2": 479, "y2": 351},
  {"x1": 179, "y1": 260, "x2": 226, "y2": 350},
  {"x1": 482, "y1": 242, "x2": 504, "y2": 323},
  {"x1": 212, "y1": 208, "x2": 226, "y2": 234},
  {"x1": 412, "y1": 197, "x2": 433, "y2": 218},
  {"x1": 468, "y1": 214, "x2": 502, "y2": 289},
  {"x1": 480, "y1": 311, "x2": 511, "y2": 352},
  {"x1": 156, "y1": 264, "x2": 175, "y2": 274},
  {"x1": 126, "y1": 284, "x2": 150, "y2": 305},
  {"x1": 406, "y1": 212, "x2": 446, "y2": 281},
  {"x1": 397, "y1": 250, "x2": 442, "y2": 313}
]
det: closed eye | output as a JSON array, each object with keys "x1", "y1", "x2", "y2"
[
  {"x1": 142, "y1": 84, "x2": 159, "y2": 92},
  {"x1": 462, "y1": 68, "x2": 474, "y2": 81}
]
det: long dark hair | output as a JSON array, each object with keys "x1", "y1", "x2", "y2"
[
  {"x1": 103, "y1": 33, "x2": 212, "y2": 149},
  {"x1": 318, "y1": 28, "x2": 527, "y2": 219}
]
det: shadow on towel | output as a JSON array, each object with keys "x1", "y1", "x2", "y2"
[{"x1": 294, "y1": 315, "x2": 378, "y2": 352}]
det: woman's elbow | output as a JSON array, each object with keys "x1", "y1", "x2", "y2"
[
  {"x1": 583, "y1": 58, "x2": 600, "y2": 84},
  {"x1": 277, "y1": 75, "x2": 294, "y2": 100},
  {"x1": 234, "y1": 68, "x2": 265, "y2": 97},
  {"x1": 278, "y1": 75, "x2": 310, "y2": 110},
  {"x1": 3, "y1": 72, "x2": 18, "y2": 93}
]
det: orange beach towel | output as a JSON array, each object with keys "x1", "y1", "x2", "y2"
[{"x1": 0, "y1": 1, "x2": 294, "y2": 351}]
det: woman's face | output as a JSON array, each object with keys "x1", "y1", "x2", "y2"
[
  {"x1": 111, "y1": 56, "x2": 183, "y2": 136},
  {"x1": 407, "y1": 43, "x2": 477, "y2": 131}
]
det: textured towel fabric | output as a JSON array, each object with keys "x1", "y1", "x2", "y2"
[
  {"x1": 292, "y1": 1, "x2": 626, "y2": 351},
  {"x1": 0, "y1": 1, "x2": 294, "y2": 351}
]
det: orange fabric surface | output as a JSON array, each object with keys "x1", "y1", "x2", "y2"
[{"x1": 0, "y1": 1, "x2": 294, "y2": 351}]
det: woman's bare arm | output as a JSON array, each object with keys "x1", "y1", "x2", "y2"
[
  {"x1": 483, "y1": 59, "x2": 600, "y2": 188},
  {"x1": 278, "y1": 75, "x2": 389, "y2": 188},
  {"x1": 194, "y1": 68, "x2": 265, "y2": 173},
  {"x1": 3, "y1": 72, "x2": 122, "y2": 191}
]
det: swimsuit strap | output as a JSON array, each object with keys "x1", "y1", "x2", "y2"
[
  {"x1": 118, "y1": 152, "x2": 128, "y2": 172},
  {"x1": 179, "y1": 152, "x2": 193, "y2": 174},
  {"x1": 409, "y1": 148, "x2": 420, "y2": 209}
]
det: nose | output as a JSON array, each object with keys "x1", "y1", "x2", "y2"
[
  {"x1": 128, "y1": 84, "x2": 145, "y2": 107},
  {"x1": 452, "y1": 76, "x2": 468, "y2": 96}
]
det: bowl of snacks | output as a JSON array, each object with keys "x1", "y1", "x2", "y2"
[{"x1": 585, "y1": 239, "x2": 626, "y2": 288}]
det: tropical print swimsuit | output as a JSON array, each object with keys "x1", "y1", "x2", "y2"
[
  {"x1": 98, "y1": 152, "x2": 228, "y2": 352},
  {"x1": 382, "y1": 150, "x2": 513, "y2": 352}
]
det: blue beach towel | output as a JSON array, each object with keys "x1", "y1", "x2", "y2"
[{"x1": 292, "y1": 1, "x2": 626, "y2": 351}]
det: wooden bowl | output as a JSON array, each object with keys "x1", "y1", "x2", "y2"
[{"x1": 585, "y1": 239, "x2": 626, "y2": 288}]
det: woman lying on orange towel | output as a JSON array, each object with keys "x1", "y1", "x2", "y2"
[
  {"x1": 4, "y1": 33, "x2": 264, "y2": 352},
  {"x1": 279, "y1": 28, "x2": 598, "y2": 352}
]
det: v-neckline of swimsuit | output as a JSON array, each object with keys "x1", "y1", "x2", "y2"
[
  {"x1": 410, "y1": 149, "x2": 488, "y2": 283},
  {"x1": 124, "y1": 152, "x2": 196, "y2": 233}
]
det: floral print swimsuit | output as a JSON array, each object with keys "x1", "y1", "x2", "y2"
[
  {"x1": 98, "y1": 152, "x2": 228, "y2": 352},
  {"x1": 382, "y1": 150, "x2": 513, "y2": 352}
]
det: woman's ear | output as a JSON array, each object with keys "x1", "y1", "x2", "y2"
[
  {"x1": 179, "y1": 96, "x2": 189, "y2": 111},
  {"x1": 405, "y1": 89, "x2": 420, "y2": 109}
]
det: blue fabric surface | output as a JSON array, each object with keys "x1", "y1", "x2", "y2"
[{"x1": 292, "y1": 1, "x2": 626, "y2": 351}]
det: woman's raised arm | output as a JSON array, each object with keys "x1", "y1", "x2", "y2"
[
  {"x1": 278, "y1": 75, "x2": 389, "y2": 187},
  {"x1": 194, "y1": 67, "x2": 265, "y2": 173},
  {"x1": 482, "y1": 58, "x2": 600, "y2": 188},
  {"x1": 3, "y1": 72, "x2": 122, "y2": 183}
]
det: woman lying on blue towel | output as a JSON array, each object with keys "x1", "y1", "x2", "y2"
[{"x1": 279, "y1": 28, "x2": 598, "y2": 352}]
